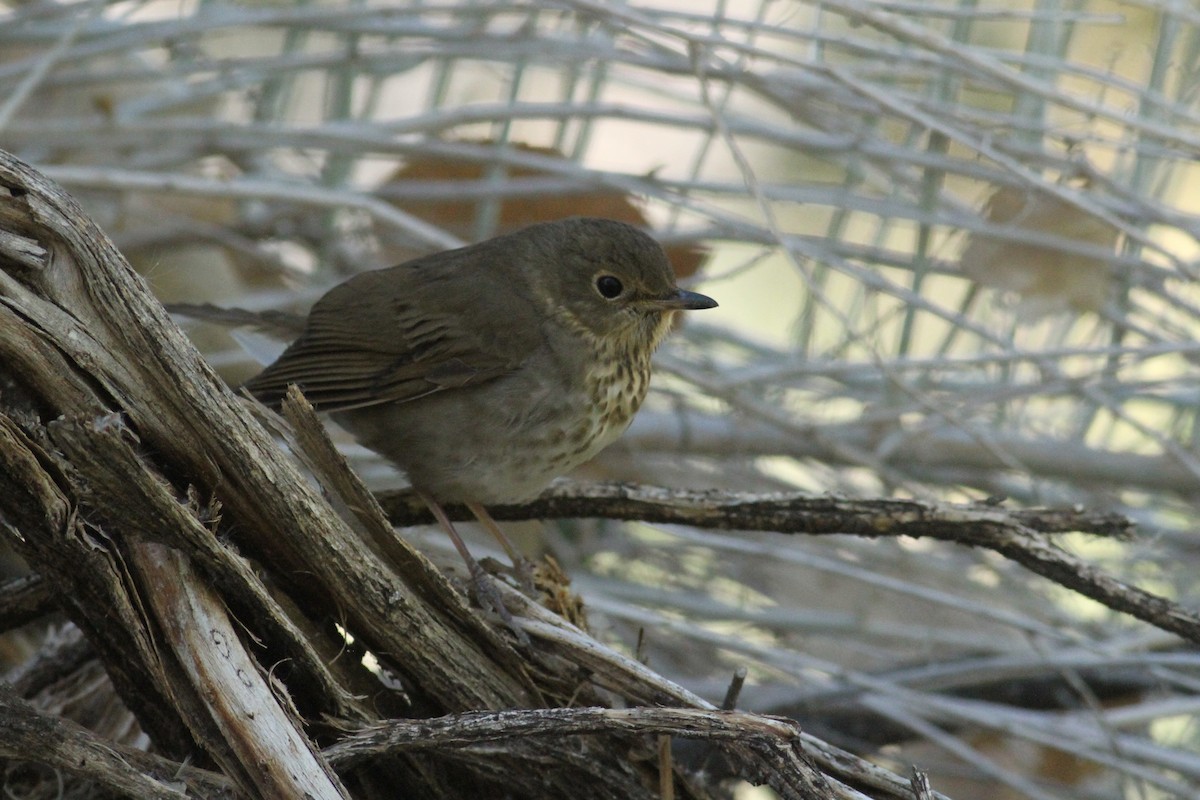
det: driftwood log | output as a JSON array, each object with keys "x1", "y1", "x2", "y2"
[{"x1": 1, "y1": 148, "x2": 1193, "y2": 798}]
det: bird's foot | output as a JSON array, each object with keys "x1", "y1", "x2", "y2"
[
  {"x1": 508, "y1": 555, "x2": 539, "y2": 596},
  {"x1": 466, "y1": 560, "x2": 531, "y2": 648}
]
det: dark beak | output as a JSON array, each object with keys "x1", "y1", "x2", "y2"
[{"x1": 654, "y1": 288, "x2": 718, "y2": 311}]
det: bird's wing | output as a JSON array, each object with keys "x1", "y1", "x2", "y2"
[{"x1": 243, "y1": 248, "x2": 543, "y2": 412}]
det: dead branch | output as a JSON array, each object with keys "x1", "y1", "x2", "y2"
[
  {"x1": 0, "y1": 574, "x2": 54, "y2": 632},
  {"x1": 377, "y1": 481, "x2": 1133, "y2": 538},
  {"x1": 380, "y1": 483, "x2": 1200, "y2": 644}
]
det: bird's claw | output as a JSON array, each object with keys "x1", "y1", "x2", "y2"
[{"x1": 466, "y1": 561, "x2": 531, "y2": 648}]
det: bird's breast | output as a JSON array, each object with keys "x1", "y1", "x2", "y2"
[{"x1": 550, "y1": 337, "x2": 652, "y2": 463}]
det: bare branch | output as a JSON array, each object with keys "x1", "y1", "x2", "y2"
[
  {"x1": 0, "y1": 574, "x2": 55, "y2": 632},
  {"x1": 379, "y1": 482, "x2": 1200, "y2": 644}
]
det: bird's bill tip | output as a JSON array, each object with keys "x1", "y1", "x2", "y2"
[{"x1": 656, "y1": 288, "x2": 718, "y2": 311}]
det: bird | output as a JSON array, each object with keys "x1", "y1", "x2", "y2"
[{"x1": 243, "y1": 217, "x2": 717, "y2": 616}]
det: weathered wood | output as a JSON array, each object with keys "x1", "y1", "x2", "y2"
[
  {"x1": 0, "y1": 683, "x2": 233, "y2": 799},
  {"x1": 0, "y1": 415, "x2": 200, "y2": 760},
  {"x1": 0, "y1": 574, "x2": 54, "y2": 632},
  {"x1": 134, "y1": 543, "x2": 349, "y2": 800}
]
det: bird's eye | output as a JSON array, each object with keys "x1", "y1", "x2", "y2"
[{"x1": 595, "y1": 275, "x2": 624, "y2": 299}]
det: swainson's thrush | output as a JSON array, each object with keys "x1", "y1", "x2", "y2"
[{"x1": 245, "y1": 217, "x2": 716, "y2": 602}]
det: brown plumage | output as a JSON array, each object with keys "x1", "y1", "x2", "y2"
[
  {"x1": 245, "y1": 218, "x2": 716, "y2": 617},
  {"x1": 245, "y1": 217, "x2": 716, "y2": 505}
]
